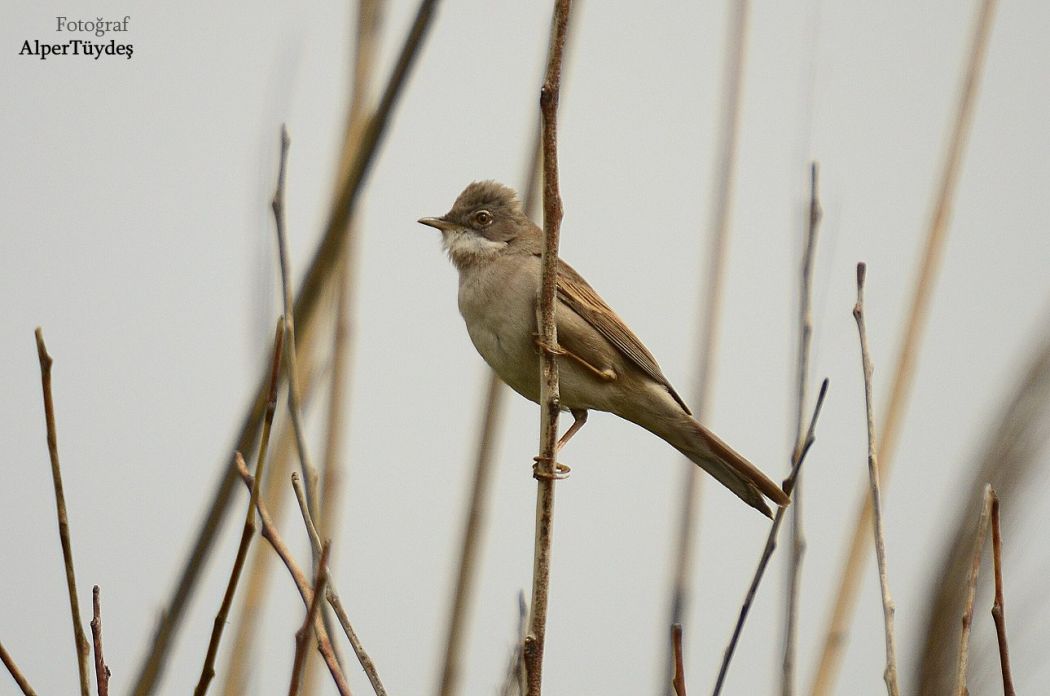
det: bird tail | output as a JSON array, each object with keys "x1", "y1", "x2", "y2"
[{"x1": 660, "y1": 415, "x2": 789, "y2": 518}]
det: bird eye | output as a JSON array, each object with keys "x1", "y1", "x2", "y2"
[{"x1": 473, "y1": 210, "x2": 493, "y2": 226}]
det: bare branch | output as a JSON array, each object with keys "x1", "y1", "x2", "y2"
[
  {"x1": 989, "y1": 492, "x2": 1015, "y2": 696},
  {"x1": 438, "y1": 35, "x2": 558, "y2": 695},
  {"x1": 273, "y1": 126, "x2": 322, "y2": 526},
  {"x1": 853, "y1": 264, "x2": 900, "y2": 696},
  {"x1": 955, "y1": 485, "x2": 994, "y2": 695},
  {"x1": 222, "y1": 352, "x2": 321, "y2": 696},
  {"x1": 291, "y1": 473, "x2": 388, "y2": 696},
  {"x1": 712, "y1": 379, "x2": 829, "y2": 695},
  {"x1": 524, "y1": 3, "x2": 572, "y2": 694},
  {"x1": 671, "y1": 624, "x2": 687, "y2": 696},
  {"x1": 783, "y1": 161, "x2": 821, "y2": 696},
  {"x1": 90, "y1": 586, "x2": 110, "y2": 696},
  {"x1": 812, "y1": 1, "x2": 1001, "y2": 690},
  {"x1": 271, "y1": 124, "x2": 347, "y2": 696},
  {"x1": 288, "y1": 542, "x2": 331, "y2": 696},
  {"x1": 34, "y1": 328, "x2": 91, "y2": 696},
  {"x1": 131, "y1": 3, "x2": 442, "y2": 689},
  {"x1": 194, "y1": 319, "x2": 285, "y2": 696},
  {"x1": 235, "y1": 459, "x2": 350, "y2": 696}
]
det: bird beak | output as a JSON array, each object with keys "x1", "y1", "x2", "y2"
[{"x1": 418, "y1": 216, "x2": 454, "y2": 232}]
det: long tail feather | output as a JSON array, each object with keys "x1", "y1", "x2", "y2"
[{"x1": 659, "y1": 415, "x2": 788, "y2": 517}]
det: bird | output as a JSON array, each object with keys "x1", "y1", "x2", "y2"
[{"x1": 418, "y1": 180, "x2": 788, "y2": 517}]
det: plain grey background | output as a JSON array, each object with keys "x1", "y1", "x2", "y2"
[{"x1": 3, "y1": 1, "x2": 1049, "y2": 694}]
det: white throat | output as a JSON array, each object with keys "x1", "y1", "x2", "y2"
[{"x1": 442, "y1": 228, "x2": 507, "y2": 268}]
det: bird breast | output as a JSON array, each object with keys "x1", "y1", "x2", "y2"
[{"x1": 456, "y1": 255, "x2": 544, "y2": 403}]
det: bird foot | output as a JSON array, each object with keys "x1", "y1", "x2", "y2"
[{"x1": 532, "y1": 456, "x2": 571, "y2": 480}]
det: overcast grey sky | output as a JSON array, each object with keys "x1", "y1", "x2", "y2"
[{"x1": 3, "y1": 1, "x2": 1050, "y2": 694}]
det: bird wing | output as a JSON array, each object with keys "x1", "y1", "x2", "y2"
[{"x1": 556, "y1": 259, "x2": 691, "y2": 413}]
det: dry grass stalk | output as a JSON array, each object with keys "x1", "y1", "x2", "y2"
[
  {"x1": 437, "y1": 371, "x2": 506, "y2": 696},
  {"x1": 193, "y1": 320, "x2": 284, "y2": 696},
  {"x1": 0, "y1": 640, "x2": 38, "y2": 696},
  {"x1": 319, "y1": 0, "x2": 384, "y2": 571},
  {"x1": 852, "y1": 263, "x2": 900, "y2": 696},
  {"x1": 235, "y1": 458, "x2": 350, "y2": 696},
  {"x1": 955, "y1": 485, "x2": 994, "y2": 695},
  {"x1": 90, "y1": 586, "x2": 110, "y2": 696},
  {"x1": 713, "y1": 379, "x2": 828, "y2": 696},
  {"x1": 810, "y1": 0, "x2": 1001, "y2": 691},
  {"x1": 131, "y1": 4, "x2": 442, "y2": 689},
  {"x1": 309, "y1": 3, "x2": 385, "y2": 686},
  {"x1": 33, "y1": 328, "x2": 91, "y2": 696},
  {"x1": 292, "y1": 473, "x2": 388, "y2": 696},
  {"x1": 989, "y1": 492, "x2": 1015, "y2": 696},
  {"x1": 783, "y1": 162, "x2": 821, "y2": 696},
  {"x1": 523, "y1": 2, "x2": 572, "y2": 694},
  {"x1": 915, "y1": 327, "x2": 1050, "y2": 693},
  {"x1": 288, "y1": 542, "x2": 332, "y2": 696},
  {"x1": 668, "y1": 0, "x2": 751, "y2": 658}
]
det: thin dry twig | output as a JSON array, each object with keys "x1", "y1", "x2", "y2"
[
  {"x1": 194, "y1": 320, "x2": 285, "y2": 696},
  {"x1": 288, "y1": 542, "x2": 332, "y2": 696},
  {"x1": 853, "y1": 264, "x2": 900, "y2": 696},
  {"x1": 270, "y1": 124, "x2": 345, "y2": 695},
  {"x1": 668, "y1": 0, "x2": 752, "y2": 663},
  {"x1": 989, "y1": 492, "x2": 1015, "y2": 696},
  {"x1": 235, "y1": 459, "x2": 351, "y2": 696},
  {"x1": 273, "y1": 127, "x2": 322, "y2": 525},
  {"x1": 712, "y1": 379, "x2": 829, "y2": 696},
  {"x1": 223, "y1": 351, "x2": 321, "y2": 696},
  {"x1": 671, "y1": 624, "x2": 687, "y2": 696},
  {"x1": 523, "y1": 3, "x2": 572, "y2": 694},
  {"x1": 90, "y1": 586, "x2": 110, "y2": 696},
  {"x1": 131, "y1": 4, "x2": 441, "y2": 690},
  {"x1": 811, "y1": 1, "x2": 1000, "y2": 691},
  {"x1": 438, "y1": 53, "x2": 551, "y2": 696},
  {"x1": 34, "y1": 328, "x2": 91, "y2": 696},
  {"x1": 783, "y1": 162, "x2": 821, "y2": 696},
  {"x1": 291, "y1": 472, "x2": 388, "y2": 696},
  {"x1": 955, "y1": 485, "x2": 994, "y2": 696},
  {"x1": 0, "y1": 640, "x2": 38, "y2": 696}
]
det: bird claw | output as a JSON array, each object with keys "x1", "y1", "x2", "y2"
[{"x1": 532, "y1": 455, "x2": 571, "y2": 480}]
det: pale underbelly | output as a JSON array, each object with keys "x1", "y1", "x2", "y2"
[{"x1": 466, "y1": 322, "x2": 619, "y2": 413}]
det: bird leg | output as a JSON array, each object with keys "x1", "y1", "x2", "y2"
[
  {"x1": 533, "y1": 336, "x2": 616, "y2": 382},
  {"x1": 532, "y1": 409, "x2": 588, "y2": 481}
]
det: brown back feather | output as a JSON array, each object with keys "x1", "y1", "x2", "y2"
[{"x1": 555, "y1": 260, "x2": 691, "y2": 413}]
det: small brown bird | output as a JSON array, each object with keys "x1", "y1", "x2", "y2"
[{"x1": 419, "y1": 181, "x2": 788, "y2": 517}]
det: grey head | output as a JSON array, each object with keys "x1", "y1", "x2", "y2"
[{"x1": 418, "y1": 181, "x2": 539, "y2": 268}]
